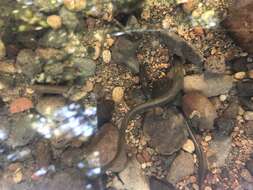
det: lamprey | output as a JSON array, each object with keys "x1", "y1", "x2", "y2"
[{"x1": 102, "y1": 63, "x2": 184, "y2": 170}]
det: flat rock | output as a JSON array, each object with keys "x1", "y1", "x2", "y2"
[
  {"x1": 207, "y1": 135, "x2": 232, "y2": 168},
  {"x1": 166, "y1": 151, "x2": 195, "y2": 185},
  {"x1": 111, "y1": 158, "x2": 150, "y2": 190},
  {"x1": 109, "y1": 147, "x2": 128, "y2": 173},
  {"x1": 87, "y1": 123, "x2": 119, "y2": 167},
  {"x1": 184, "y1": 73, "x2": 233, "y2": 97},
  {"x1": 222, "y1": 0, "x2": 253, "y2": 54},
  {"x1": 182, "y1": 91, "x2": 217, "y2": 130},
  {"x1": 7, "y1": 115, "x2": 36, "y2": 148},
  {"x1": 143, "y1": 108, "x2": 188, "y2": 155},
  {"x1": 61, "y1": 148, "x2": 83, "y2": 167}
]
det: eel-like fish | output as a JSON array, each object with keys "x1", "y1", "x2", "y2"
[{"x1": 103, "y1": 30, "x2": 207, "y2": 189}]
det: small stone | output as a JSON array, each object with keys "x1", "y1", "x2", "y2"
[
  {"x1": 248, "y1": 70, "x2": 253, "y2": 79},
  {"x1": 64, "y1": 0, "x2": 86, "y2": 11},
  {"x1": 47, "y1": 15, "x2": 62, "y2": 29},
  {"x1": 0, "y1": 39, "x2": 6, "y2": 59},
  {"x1": 244, "y1": 111, "x2": 253, "y2": 121},
  {"x1": 36, "y1": 96, "x2": 66, "y2": 117},
  {"x1": 234, "y1": 72, "x2": 246, "y2": 80},
  {"x1": 241, "y1": 169, "x2": 253, "y2": 183},
  {"x1": 204, "y1": 186, "x2": 212, "y2": 190},
  {"x1": 13, "y1": 168, "x2": 23, "y2": 183},
  {"x1": 59, "y1": 7, "x2": 79, "y2": 30},
  {"x1": 219, "y1": 95, "x2": 227, "y2": 102},
  {"x1": 166, "y1": 151, "x2": 195, "y2": 185},
  {"x1": 182, "y1": 139, "x2": 195, "y2": 153},
  {"x1": 205, "y1": 135, "x2": 212, "y2": 142},
  {"x1": 102, "y1": 49, "x2": 111, "y2": 64},
  {"x1": 182, "y1": 0, "x2": 197, "y2": 13},
  {"x1": 9, "y1": 97, "x2": 33, "y2": 114},
  {"x1": 183, "y1": 91, "x2": 217, "y2": 130},
  {"x1": 112, "y1": 87, "x2": 124, "y2": 103}
]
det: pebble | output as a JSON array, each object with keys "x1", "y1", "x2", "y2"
[
  {"x1": 183, "y1": 91, "x2": 217, "y2": 130},
  {"x1": 47, "y1": 15, "x2": 62, "y2": 29},
  {"x1": 243, "y1": 111, "x2": 253, "y2": 121},
  {"x1": 219, "y1": 94, "x2": 227, "y2": 102},
  {"x1": 112, "y1": 86, "x2": 124, "y2": 103},
  {"x1": 0, "y1": 39, "x2": 6, "y2": 59},
  {"x1": 36, "y1": 96, "x2": 66, "y2": 117},
  {"x1": 59, "y1": 7, "x2": 79, "y2": 30},
  {"x1": 64, "y1": 0, "x2": 86, "y2": 11},
  {"x1": 248, "y1": 70, "x2": 253, "y2": 79},
  {"x1": 205, "y1": 135, "x2": 212, "y2": 142},
  {"x1": 182, "y1": 139, "x2": 195, "y2": 153},
  {"x1": 166, "y1": 151, "x2": 195, "y2": 185},
  {"x1": 234, "y1": 72, "x2": 246, "y2": 80},
  {"x1": 102, "y1": 49, "x2": 111, "y2": 64},
  {"x1": 184, "y1": 74, "x2": 233, "y2": 97},
  {"x1": 204, "y1": 186, "x2": 212, "y2": 190}
]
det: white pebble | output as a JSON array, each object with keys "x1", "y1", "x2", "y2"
[
  {"x1": 234, "y1": 72, "x2": 246, "y2": 80},
  {"x1": 219, "y1": 94, "x2": 227, "y2": 102},
  {"x1": 182, "y1": 139, "x2": 195, "y2": 153}
]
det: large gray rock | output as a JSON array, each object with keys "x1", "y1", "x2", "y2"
[
  {"x1": 111, "y1": 158, "x2": 150, "y2": 190},
  {"x1": 184, "y1": 73, "x2": 233, "y2": 97},
  {"x1": 143, "y1": 108, "x2": 188, "y2": 155},
  {"x1": 207, "y1": 135, "x2": 232, "y2": 168},
  {"x1": 166, "y1": 151, "x2": 195, "y2": 185},
  {"x1": 222, "y1": 0, "x2": 253, "y2": 54}
]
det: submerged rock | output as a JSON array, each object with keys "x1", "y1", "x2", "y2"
[
  {"x1": 111, "y1": 158, "x2": 150, "y2": 190},
  {"x1": 222, "y1": 0, "x2": 253, "y2": 54},
  {"x1": 16, "y1": 49, "x2": 42, "y2": 78},
  {"x1": 166, "y1": 151, "x2": 195, "y2": 185},
  {"x1": 207, "y1": 134, "x2": 232, "y2": 168},
  {"x1": 183, "y1": 91, "x2": 217, "y2": 130},
  {"x1": 143, "y1": 108, "x2": 187, "y2": 155},
  {"x1": 111, "y1": 37, "x2": 139, "y2": 74},
  {"x1": 184, "y1": 73, "x2": 233, "y2": 97},
  {"x1": 87, "y1": 123, "x2": 119, "y2": 168},
  {"x1": 7, "y1": 115, "x2": 36, "y2": 148}
]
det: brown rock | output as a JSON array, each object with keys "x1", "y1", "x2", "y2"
[
  {"x1": 183, "y1": 91, "x2": 217, "y2": 130},
  {"x1": 87, "y1": 123, "x2": 119, "y2": 167},
  {"x1": 222, "y1": 0, "x2": 253, "y2": 54},
  {"x1": 35, "y1": 140, "x2": 51, "y2": 167},
  {"x1": 9, "y1": 97, "x2": 33, "y2": 114}
]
